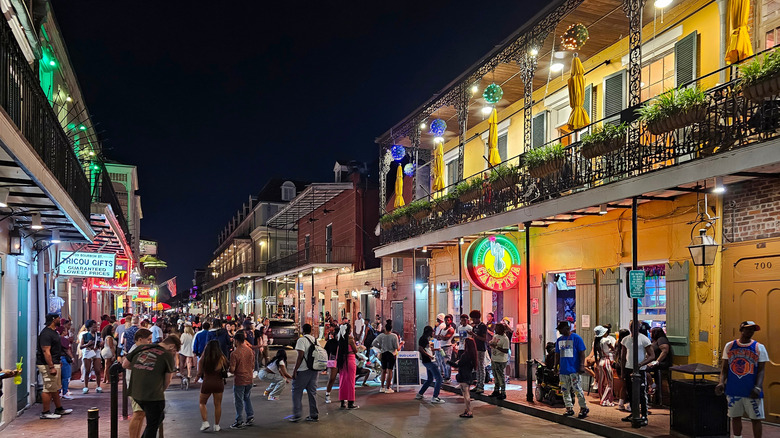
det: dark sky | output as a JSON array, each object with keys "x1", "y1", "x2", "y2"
[{"x1": 50, "y1": 1, "x2": 544, "y2": 297}]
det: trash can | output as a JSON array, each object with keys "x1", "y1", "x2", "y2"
[{"x1": 670, "y1": 363, "x2": 728, "y2": 437}]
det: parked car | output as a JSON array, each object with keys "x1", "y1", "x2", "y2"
[{"x1": 265, "y1": 318, "x2": 299, "y2": 348}]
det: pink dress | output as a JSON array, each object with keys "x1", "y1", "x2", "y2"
[{"x1": 338, "y1": 344, "x2": 356, "y2": 401}]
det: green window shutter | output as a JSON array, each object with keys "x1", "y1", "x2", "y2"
[
  {"x1": 675, "y1": 31, "x2": 698, "y2": 87},
  {"x1": 498, "y1": 133, "x2": 508, "y2": 161},
  {"x1": 583, "y1": 84, "x2": 593, "y2": 121},
  {"x1": 603, "y1": 70, "x2": 626, "y2": 124},
  {"x1": 532, "y1": 112, "x2": 546, "y2": 148},
  {"x1": 665, "y1": 261, "x2": 690, "y2": 357}
]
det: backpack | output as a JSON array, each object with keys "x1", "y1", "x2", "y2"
[{"x1": 304, "y1": 335, "x2": 328, "y2": 371}]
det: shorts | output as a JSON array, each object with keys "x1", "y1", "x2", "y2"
[
  {"x1": 37, "y1": 364, "x2": 62, "y2": 393},
  {"x1": 728, "y1": 395, "x2": 765, "y2": 420},
  {"x1": 326, "y1": 360, "x2": 337, "y2": 368},
  {"x1": 381, "y1": 351, "x2": 396, "y2": 370},
  {"x1": 130, "y1": 396, "x2": 144, "y2": 413}
]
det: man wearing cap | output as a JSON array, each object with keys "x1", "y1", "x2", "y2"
[
  {"x1": 716, "y1": 321, "x2": 768, "y2": 438},
  {"x1": 434, "y1": 314, "x2": 455, "y2": 382},
  {"x1": 554, "y1": 320, "x2": 589, "y2": 418}
]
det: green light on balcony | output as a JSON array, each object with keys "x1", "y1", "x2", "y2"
[{"x1": 79, "y1": 125, "x2": 87, "y2": 131}]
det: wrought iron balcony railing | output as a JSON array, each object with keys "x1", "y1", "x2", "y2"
[
  {"x1": 93, "y1": 168, "x2": 131, "y2": 239},
  {"x1": 381, "y1": 56, "x2": 779, "y2": 246},
  {"x1": 204, "y1": 262, "x2": 267, "y2": 290},
  {"x1": 0, "y1": 19, "x2": 91, "y2": 219},
  {"x1": 267, "y1": 245, "x2": 352, "y2": 275}
]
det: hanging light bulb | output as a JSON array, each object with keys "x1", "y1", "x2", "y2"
[
  {"x1": 550, "y1": 62, "x2": 565, "y2": 72},
  {"x1": 481, "y1": 106, "x2": 493, "y2": 115},
  {"x1": 528, "y1": 47, "x2": 539, "y2": 57},
  {"x1": 470, "y1": 83, "x2": 479, "y2": 94},
  {"x1": 654, "y1": 0, "x2": 672, "y2": 7},
  {"x1": 31, "y1": 212, "x2": 43, "y2": 230}
]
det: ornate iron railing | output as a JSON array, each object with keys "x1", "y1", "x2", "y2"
[
  {"x1": 267, "y1": 245, "x2": 353, "y2": 275},
  {"x1": 92, "y1": 168, "x2": 131, "y2": 239},
  {"x1": 0, "y1": 19, "x2": 91, "y2": 218},
  {"x1": 204, "y1": 262, "x2": 267, "y2": 291},
  {"x1": 381, "y1": 58, "x2": 778, "y2": 245}
]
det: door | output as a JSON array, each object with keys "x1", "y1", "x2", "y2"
[
  {"x1": 415, "y1": 284, "x2": 428, "y2": 343},
  {"x1": 391, "y1": 301, "x2": 404, "y2": 342},
  {"x1": 723, "y1": 239, "x2": 780, "y2": 423},
  {"x1": 17, "y1": 264, "x2": 29, "y2": 410}
]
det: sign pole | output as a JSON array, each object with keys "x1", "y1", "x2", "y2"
[
  {"x1": 631, "y1": 196, "x2": 641, "y2": 427},
  {"x1": 524, "y1": 221, "x2": 533, "y2": 402},
  {"x1": 457, "y1": 241, "x2": 463, "y2": 316}
]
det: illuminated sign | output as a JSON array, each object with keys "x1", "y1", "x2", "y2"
[
  {"x1": 88, "y1": 257, "x2": 131, "y2": 292},
  {"x1": 464, "y1": 235, "x2": 521, "y2": 291},
  {"x1": 58, "y1": 252, "x2": 116, "y2": 278},
  {"x1": 128, "y1": 286, "x2": 152, "y2": 302},
  {"x1": 139, "y1": 239, "x2": 158, "y2": 255}
]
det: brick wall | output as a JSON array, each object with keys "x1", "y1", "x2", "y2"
[{"x1": 724, "y1": 178, "x2": 780, "y2": 243}]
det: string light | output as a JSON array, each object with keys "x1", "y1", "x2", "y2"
[{"x1": 560, "y1": 23, "x2": 589, "y2": 51}]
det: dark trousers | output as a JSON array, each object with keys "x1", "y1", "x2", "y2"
[
  {"x1": 136, "y1": 399, "x2": 166, "y2": 438},
  {"x1": 623, "y1": 368, "x2": 647, "y2": 417}
]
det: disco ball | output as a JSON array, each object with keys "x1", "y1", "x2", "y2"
[
  {"x1": 482, "y1": 83, "x2": 504, "y2": 105},
  {"x1": 429, "y1": 119, "x2": 447, "y2": 137},
  {"x1": 403, "y1": 163, "x2": 416, "y2": 176},
  {"x1": 390, "y1": 144, "x2": 406, "y2": 162}
]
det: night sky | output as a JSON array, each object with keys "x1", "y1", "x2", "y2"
[{"x1": 50, "y1": 1, "x2": 544, "y2": 297}]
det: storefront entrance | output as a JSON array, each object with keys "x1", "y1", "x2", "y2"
[
  {"x1": 723, "y1": 238, "x2": 780, "y2": 423},
  {"x1": 17, "y1": 264, "x2": 28, "y2": 411}
]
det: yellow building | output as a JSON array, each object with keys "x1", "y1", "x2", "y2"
[{"x1": 376, "y1": 0, "x2": 780, "y2": 422}]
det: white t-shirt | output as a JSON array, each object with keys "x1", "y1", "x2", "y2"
[
  {"x1": 600, "y1": 336, "x2": 616, "y2": 359},
  {"x1": 354, "y1": 319, "x2": 365, "y2": 341},
  {"x1": 457, "y1": 324, "x2": 473, "y2": 350},
  {"x1": 621, "y1": 333, "x2": 652, "y2": 370},
  {"x1": 722, "y1": 340, "x2": 769, "y2": 361},
  {"x1": 295, "y1": 334, "x2": 316, "y2": 372},
  {"x1": 433, "y1": 323, "x2": 446, "y2": 349},
  {"x1": 491, "y1": 333, "x2": 510, "y2": 363}
]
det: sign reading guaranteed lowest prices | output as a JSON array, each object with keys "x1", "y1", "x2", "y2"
[{"x1": 58, "y1": 252, "x2": 116, "y2": 278}]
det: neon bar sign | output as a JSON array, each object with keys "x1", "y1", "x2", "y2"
[{"x1": 465, "y1": 235, "x2": 521, "y2": 291}]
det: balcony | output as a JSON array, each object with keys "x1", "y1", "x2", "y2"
[
  {"x1": 93, "y1": 168, "x2": 130, "y2": 239},
  {"x1": 267, "y1": 245, "x2": 352, "y2": 275},
  {"x1": 204, "y1": 262, "x2": 267, "y2": 291},
  {"x1": 380, "y1": 58, "x2": 780, "y2": 247}
]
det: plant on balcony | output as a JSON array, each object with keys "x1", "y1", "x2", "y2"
[
  {"x1": 488, "y1": 164, "x2": 520, "y2": 192},
  {"x1": 739, "y1": 49, "x2": 780, "y2": 102},
  {"x1": 580, "y1": 122, "x2": 628, "y2": 159},
  {"x1": 379, "y1": 212, "x2": 395, "y2": 230},
  {"x1": 406, "y1": 199, "x2": 432, "y2": 221},
  {"x1": 455, "y1": 177, "x2": 483, "y2": 203},
  {"x1": 432, "y1": 191, "x2": 457, "y2": 213},
  {"x1": 637, "y1": 87, "x2": 708, "y2": 135},
  {"x1": 525, "y1": 143, "x2": 565, "y2": 179}
]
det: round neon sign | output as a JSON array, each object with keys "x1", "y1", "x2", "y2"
[{"x1": 465, "y1": 235, "x2": 522, "y2": 291}]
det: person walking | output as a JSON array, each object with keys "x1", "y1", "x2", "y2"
[
  {"x1": 416, "y1": 325, "x2": 445, "y2": 404},
  {"x1": 647, "y1": 326, "x2": 673, "y2": 404},
  {"x1": 593, "y1": 325, "x2": 616, "y2": 406},
  {"x1": 620, "y1": 321, "x2": 654, "y2": 426},
  {"x1": 123, "y1": 317, "x2": 141, "y2": 354},
  {"x1": 228, "y1": 331, "x2": 254, "y2": 429},
  {"x1": 101, "y1": 325, "x2": 116, "y2": 384},
  {"x1": 337, "y1": 323, "x2": 359, "y2": 409},
  {"x1": 260, "y1": 349, "x2": 293, "y2": 400},
  {"x1": 456, "y1": 314, "x2": 473, "y2": 361},
  {"x1": 150, "y1": 320, "x2": 164, "y2": 344},
  {"x1": 354, "y1": 312, "x2": 365, "y2": 345},
  {"x1": 197, "y1": 340, "x2": 228, "y2": 432},
  {"x1": 126, "y1": 328, "x2": 153, "y2": 438},
  {"x1": 193, "y1": 321, "x2": 212, "y2": 359},
  {"x1": 488, "y1": 323, "x2": 509, "y2": 399},
  {"x1": 372, "y1": 320, "x2": 399, "y2": 393},
  {"x1": 179, "y1": 324, "x2": 196, "y2": 380},
  {"x1": 79, "y1": 319, "x2": 103, "y2": 394},
  {"x1": 58, "y1": 319, "x2": 75, "y2": 400},
  {"x1": 555, "y1": 320, "x2": 589, "y2": 418},
  {"x1": 715, "y1": 321, "x2": 768, "y2": 438},
  {"x1": 435, "y1": 314, "x2": 455, "y2": 382},
  {"x1": 468, "y1": 310, "x2": 488, "y2": 394},
  {"x1": 452, "y1": 337, "x2": 477, "y2": 418},
  {"x1": 289, "y1": 323, "x2": 319, "y2": 422},
  {"x1": 37, "y1": 313, "x2": 73, "y2": 419},
  {"x1": 123, "y1": 334, "x2": 181, "y2": 438},
  {"x1": 323, "y1": 328, "x2": 339, "y2": 403}
]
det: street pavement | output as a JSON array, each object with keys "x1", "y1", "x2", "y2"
[{"x1": 2, "y1": 374, "x2": 600, "y2": 437}]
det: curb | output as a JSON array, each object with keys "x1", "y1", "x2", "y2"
[{"x1": 442, "y1": 384, "x2": 648, "y2": 438}]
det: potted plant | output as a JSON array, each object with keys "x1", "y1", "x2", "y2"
[
  {"x1": 580, "y1": 122, "x2": 628, "y2": 159},
  {"x1": 394, "y1": 205, "x2": 410, "y2": 225},
  {"x1": 433, "y1": 191, "x2": 456, "y2": 212},
  {"x1": 488, "y1": 164, "x2": 520, "y2": 191},
  {"x1": 525, "y1": 143, "x2": 565, "y2": 179},
  {"x1": 456, "y1": 178, "x2": 483, "y2": 203},
  {"x1": 407, "y1": 199, "x2": 432, "y2": 221},
  {"x1": 739, "y1": 49, "x2": 780, "y2": 102},
  {"x1": 637, "y1": 86, "x2": 708, "y2": 135},
  {"x1": 379, "y1": 213, "x2": 394, "y2": 230}
]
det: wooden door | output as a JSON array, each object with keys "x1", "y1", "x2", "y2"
[{"x1": 722, "y1": 239, "x2": 780, "y2": 423}]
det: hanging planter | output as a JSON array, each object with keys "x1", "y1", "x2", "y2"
[
  {"x1": 407, "y1": 199, "x2": 432, "y2": 222},
  {"x1": 488, "y1": 165, "x2": 520, "y2": 192},
  {"x1": 580, "y1": 123, "x2": 628, "y2": 159},
  {"x1": 433, "y1": 193, "x2": 456, "y2": 213},
  {"x1": 525, "y1": 143, "x2": 565, "y2": 179},
  {"x1": 637, "y1": 87, "x2": 709, "y2": 136},
  {"x1": 455, "y1": 179, "x2": 482, "y2": 203},
  {"x1": 739, "y1": 49, "x2": 780, "y2": 102}
]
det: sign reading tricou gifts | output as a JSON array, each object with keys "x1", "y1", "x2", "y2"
[{"x1": 58, "y1": 252, "x2": 116, "y2": 278}]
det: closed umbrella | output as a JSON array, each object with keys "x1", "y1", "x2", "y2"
[
  {"x1": 394, "y1": 164, "x2": 405, "y2": 208},
  {"x1": 567, "y1": 55, "x2": 590, "y2": 131},
  {"x1": 487, "y1": 108, "x2": 501, "y2": 167},
  {"x1": 725, "y1": 0, "x2": 753, "y2": 64},
  {"x1": 432, "y1": 143, "x2": 445, "y2": 192}
]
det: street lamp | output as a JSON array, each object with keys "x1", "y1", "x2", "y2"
[{"x1": 687, "y1": 228, "x2": 719, "y2": 266}]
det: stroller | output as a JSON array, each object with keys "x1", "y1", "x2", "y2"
[{"x1": 533, "y1": 343, "x2": 564, "y2": 406}]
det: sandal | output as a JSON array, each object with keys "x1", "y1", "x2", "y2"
[{"x1": 459, "y1": 412, "x2": 473, "y2": 418}]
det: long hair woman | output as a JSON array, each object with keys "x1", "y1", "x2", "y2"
[
  {"x1": 80, "y1": 320, "x2": 103, "y2": 394},
  {"x1": 179, "y1": 324, "x2": 196, "y2": 379},
  {"x1": 100, "y1": 324, "x2": 116, "y2": 384},
  {"x1": 324, "y1": 326, "x2": 339, "y2": 404},
  {"x1": 259, "y1": 349, "x2": 293, "y2": 400},
  {"x1": 593, "y1": 325, "x2": 616, "y2": 406},
  {"x1": 452, "y1": 337, "x2": 477, "y2": 418},
  {"x1": 336, "y1": 323, "x2": 359, "y2": 409},
  {"x1": 197, "y1": 340, "x2": 228, "y2": 432},
  {"x1": 416, "y1": 325, "x2": 444, "y2": 403}
]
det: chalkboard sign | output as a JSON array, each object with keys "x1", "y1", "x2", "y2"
[{"x1": 395, "y1": 351, "x2": 421, "y2": 387}]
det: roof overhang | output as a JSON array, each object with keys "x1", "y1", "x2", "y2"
[
  {"x1": 264, "y1": 263, "x2": 351, "y2": 281},
  {"x1": 266, "y1": 182, "x2": 353, "y2": 229}
]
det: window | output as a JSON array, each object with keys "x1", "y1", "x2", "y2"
[
  {"x1": 281, "y1": 181, "x2": 296, "y2": 201},
  {"x1": 531, "y1": 113, "x2": 546, "y2": 148},
  {"x1": 629, "y1": 264, "x2": 667, "y2": 328},
  {"x1": 497, "y1": 133, "x2": 508, "y2": 162},
  {"x1": 763, "y1": 0, "x2": 780, "y2": 49},
  {"x1": 641, "y1": 53, "x2": 675, "y2": 102},
  {"x1": 392, "y1": 257, "x2": 403, "y2": 273},
  {"x1": 325, "y1": 224, "x2": 332, "y2": 262}
]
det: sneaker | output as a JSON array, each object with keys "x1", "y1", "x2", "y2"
[
  {"x1": 230, "y1": 421, "x2": 245, "y2": 429},
  {"x1": 347, "y1": 404, "x2": 359, "y2": 410},
  {"x1": 379, "y1": 387, "x2": 386, "y2": 393},
  {"x1": 268, "y1": 396, "x2": 278, "y2": 401},
  {"x1": 431, "y1": 397, "x2": 446, "y2": 404},
  {"x1": 200, "y1": 421, "x2": 210, "y2": 431},
  {"x1": 305, "y1": 416, "x2": 319, "y2": 422},
  {"x1": 62, "y1": 393, "x2": 74, "y2": 400},
  {"x1": 96, "y1": 387, "x2": 103, "y2": 393},
  {"x1": 213, "y1": 425, "x2": 221, "y2": 432},
  {"x1": 488, "y1": 391, "x2": 500, "y2": 397},
  {"x1": 578, "y1": 407, "x2": 590, "y2": 419},
  {"x1": 245, "y1": 417, "x2": 254, "y2": 426},
  {"x1": 497, "y1": 393, "x2": 507, "y2": 400},
  {"x1": 415, "y1": 393, "x2": 424, "y2": 400},
  {"x1": 564, "y1": 408, "x2": 575, "y2": 416},
  {"x1": 54, "y1": 408, "x2": 73, "y2": 416},
  {"x1": 384, "y1": 388, "x2": 394, "y2": 393},
  {"x1": 285, "y1": 415, "x2": 301, "y2": 423},
  {"x1": 263, "y1": 390, "x2": 270, "y2": 397},
  {"x1": 622, "y1": 414, "x2": 633, "y2": 422},
  {"x1": 82, "y1": 387, "x2": 89, "y2": 394},
  {"x1": 40, "y1": 411, "x2": 61, "y2": 420},
  {"x1": 325, "y1": 392, "x2": 331, "y2": 403}
]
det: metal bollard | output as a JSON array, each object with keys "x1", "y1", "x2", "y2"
[
  {"x1": 122, "y1": 367, "x2": 128, "y2": 419},
  {"x1": 110, "y1": 362, "x2": 122, "y2": 438},
  {"x1": 87, "y1": 407, "x2": 99, "y2": 438}
]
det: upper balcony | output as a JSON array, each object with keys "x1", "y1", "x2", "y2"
[
  {"x1": 267, "y1": 245, "x2": 353, "y2": 276},
  {"x1": 204, "y1": 261, "x2": 267, "y2": 292}
]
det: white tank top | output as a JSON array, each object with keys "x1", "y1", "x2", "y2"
[{"x1": 267, "y1": 360, "x2": 279, "y2": 374}]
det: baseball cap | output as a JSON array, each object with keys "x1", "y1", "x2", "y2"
[
  {"x1": 556, "y1": 321, "x2": 571, "y2": 331},
  {"x1": 740, "y1": 321, "x2": 761, "y2": 331}
]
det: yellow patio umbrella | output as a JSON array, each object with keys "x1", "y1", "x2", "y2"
[
  {"x1": 487, "y1": 108, "x2": 501, "y2": 167},
  {"x1": 393, "y1": 164, "x2": 405, "y2": 208},
  {"x1": 567, "y1": 55, "x2": 590, "y2": 131},
  {"x1": 725, "y1": 0, "x2": 753, "y2": 64},
  {"x1": 432, "y1": 142, "x2": 445, "y2": 192}
]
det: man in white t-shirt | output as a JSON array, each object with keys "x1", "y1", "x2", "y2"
[
  {"x1": 354, "y1": 312, "x2": 365, "y2": 345},
  {"x1": 620, "y1": 323, "x2": 655, "y2": 426},
  {"x1": 288, "y1": 324, "x2": 318, "y2": 423},
  {"x1": 456, "y1": 314, "x2": 473, "y2": 359}
]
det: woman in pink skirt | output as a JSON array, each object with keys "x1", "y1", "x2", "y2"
[
  {"x1": 593, "y1": 325, "x2": 616, "y2": 406},
  {"x1": 336, "y1": 323, "x2": 359, "y2": 409}
]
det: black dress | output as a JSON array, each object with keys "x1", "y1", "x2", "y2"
[{"x1": 455, "y1": 353, "x2": 475, "y2": 384}]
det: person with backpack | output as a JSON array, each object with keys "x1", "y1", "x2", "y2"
[{"x1": 288, "y1": 323, "x2": 319, "y2": 423}]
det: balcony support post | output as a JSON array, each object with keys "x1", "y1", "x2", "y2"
[
  {"x1": 624, "y1": 0, "x2": 646, "y2": 173},
  {"x1": 520, "y1": 53, "x2": 538, "y2": 152},
  {"x1": 379, "y1": 145, "x2": 391, "y2": 216},
  {"x1": 455, "y1": 84, "x2": 468, "y2": 182},
  {"x1": 410, "y1": 125, "x2": 421, "y2": 201}
]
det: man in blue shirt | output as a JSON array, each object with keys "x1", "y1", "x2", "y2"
[
  {"x1": 555, "y1": 320, "x2": 589, "y2": 418},
  {"x1": 192, "y1": 322, "x2": 213, "y2": 358}
]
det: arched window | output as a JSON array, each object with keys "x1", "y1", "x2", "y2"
[{"x1": 281, "y1": 181, "x2": 296, "y2": 201}]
